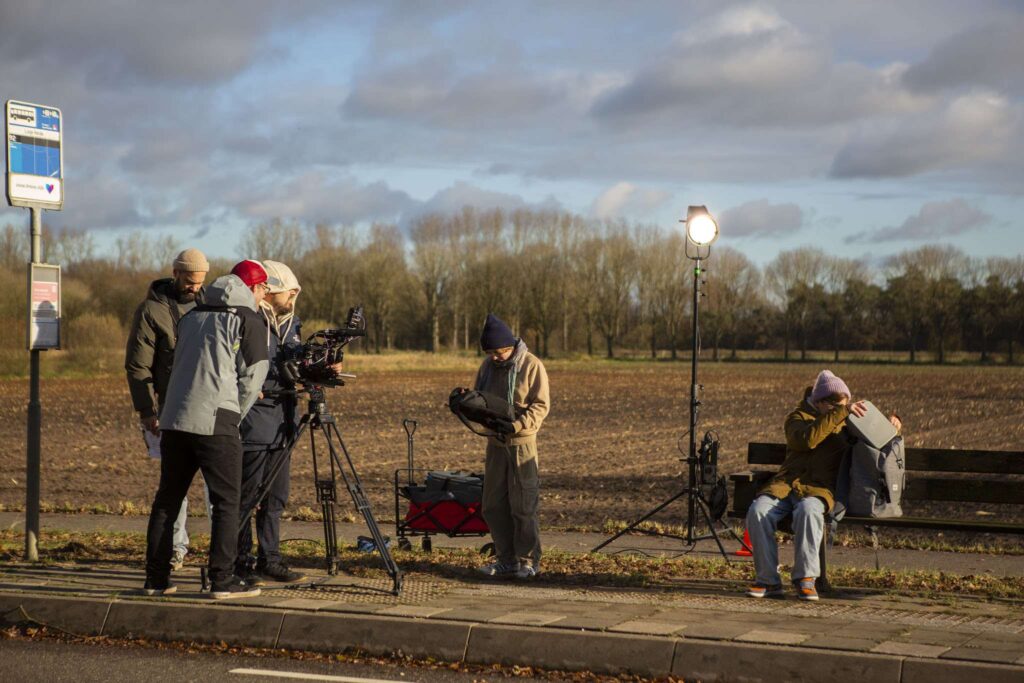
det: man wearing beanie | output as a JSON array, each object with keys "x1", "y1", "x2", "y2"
[
  {"x1": 234, "y1": 260, "x2": 321, "y2": 585},
  {"x1": 745, "y1": 370, "x2": 899, "y2": 601},
  {"x1": 125, "y1": 248, "x2": 209, "y2": 571},
  {"x1": 471, "y1": 313, "x2": 549, "y2": 579},
  {"x1": 144, "y1": 261, "x2": 270, "y2": 599}
]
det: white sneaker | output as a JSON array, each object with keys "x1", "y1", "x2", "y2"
[
  {"x1": 477, "y1": 561, "x2": 518, "y2": 578},
  {"x1": 515, "y1": 564, "x2": 538, "y2": 580},
  {"x1": 170, "y1": 550, "x2": 186, "y2": 572}
]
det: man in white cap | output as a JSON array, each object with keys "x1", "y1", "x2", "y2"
[
  {"x1": 125, "y1": 248, "x2": 209, "y2": 571},
  {"x1": 745, "y1": 370, "x2": 900, "y2": 601},
  {"x1": 234, "y1": 260, "x2": 315, "y2": 584}
]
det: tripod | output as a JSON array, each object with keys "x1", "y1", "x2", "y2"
[
  {"x1": 240, "y1": 384, "x2": 403, "y2": 595},
  {"x1": 592, "y1": 253, "x2": 749, "y2": 560}
]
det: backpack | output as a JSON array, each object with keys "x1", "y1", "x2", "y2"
[{"x1": 839, "y1": 436, "x2": 906, "y2": 518}]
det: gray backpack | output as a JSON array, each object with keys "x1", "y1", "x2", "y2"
[{"x1": 844, "y1": 436, "x2": 906, "y2": 518}]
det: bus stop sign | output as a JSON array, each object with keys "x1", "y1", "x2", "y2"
[{"x1": 6, "y1": 100, "x2": 63, "y2": 210}]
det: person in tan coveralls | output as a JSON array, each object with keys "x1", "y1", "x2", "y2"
[{"x1": 473, "y1": 314, "x2": 550, "y2": 580}]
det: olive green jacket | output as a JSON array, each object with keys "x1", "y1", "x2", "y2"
[
  {"x1": 124, "y1": 279, "x2": 198, "y2": 419},
  {"x1": 760, "y1": 391, "x2": 851, "y2": 512}
]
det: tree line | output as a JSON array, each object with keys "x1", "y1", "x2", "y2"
[{"x1": 2, "y1": 208, "x2": 1023, "y2": 365}]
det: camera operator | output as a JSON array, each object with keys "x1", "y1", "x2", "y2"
[
  {"x1": 125, "y1": 248, "x2": 208, "y2": 572},
  {"x1": 235, "y1": 260, "x2": 336, "y2": 585},
  {"x1": 143, "y1": 260, "x2": 271, "y2": 599},
  {"x1": 471, "y1": 314, "x2": 549, "y2": 580}
]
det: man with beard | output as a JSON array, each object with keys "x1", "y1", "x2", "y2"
[
  {"x1": 125, "y1": 248, "x2": 209, "y2": 571},
  {"x1": 235, "y1": 260, "x2": 328, "y2": 585},
  {"x1": 471, "y1": 314, "x2": 549, "y2": 580}
]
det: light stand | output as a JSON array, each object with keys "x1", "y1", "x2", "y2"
[{"x1": 592, "y1": 207, "x2": 749, "y2": 560}]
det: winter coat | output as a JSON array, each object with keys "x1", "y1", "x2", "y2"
[
  {"x1": 760, "y1": 388, "x2": 851, "y2": 512},
  {"x1": 474, "y1": 340, "x2": 550, "y2": 447},
  {"x1": 124, "y1": 278, "x2": 202, "y2": 419},
  {"x1": 241, "y1": 315, "x2": 303, "y2": 449},
  {"x1": 159, "y1": 275, "x2": 270, "y2": 436}
]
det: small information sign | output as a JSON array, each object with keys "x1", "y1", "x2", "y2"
[
  {"x1": 28, "y1": 263, "x2": 61, "y2": 350},
  {"x1": 6, "y1": 100, "x2": 63, "y2": 210}
]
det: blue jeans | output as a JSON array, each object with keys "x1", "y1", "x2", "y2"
[{"x1": 746, "y1": 493, "x2": 825, "y2": 586}]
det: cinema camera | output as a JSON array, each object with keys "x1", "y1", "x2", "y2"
[{"x1": 282, "y1": 306, "x2": 365, "y2": 387}]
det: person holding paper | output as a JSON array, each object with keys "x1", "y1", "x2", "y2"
[
  {"x1": 744, "y1": 370, "x2": 900, "y2": 601},
  {"x1": 125, "y1": 248, "x2": 208, "y2": 571}
]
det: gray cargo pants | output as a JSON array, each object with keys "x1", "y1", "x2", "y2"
[{"x1": 482, "y1": 439, "x2": 541, "y2": 569}]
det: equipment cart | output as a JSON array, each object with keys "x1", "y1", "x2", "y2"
[{"x1": 394, "y1": 419, "x2": 493, "y2": 554}]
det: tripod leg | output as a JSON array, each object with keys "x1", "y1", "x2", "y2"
[
  {"x1": 590, "y1": 489, "x2": 689, "y2": 553},
  {"x1": 324, "y1": 421, "x2": 403, "y2": 595},
  {"x1": 310, "y1": 422, "x2": 341, "y2": 575},
  {"x1": 695, "y1": 497, "x2": 732, "y2": 563}
]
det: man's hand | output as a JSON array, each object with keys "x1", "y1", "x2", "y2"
[
  {"x1": 889, "y1": 413, "x2": 903, "y2": 431},
  {"x1": 141, "y1": 415, "x2": 159, "y2": 435},
  {"x1": 488, "y1": 418, "x2": 516, "y2": 435},
  {"x1": 849, "y1": 400, "x2": 868, "y2": 418},
  {"x1": 328, "y1": 362, "x2": 344, "y2": 376}
]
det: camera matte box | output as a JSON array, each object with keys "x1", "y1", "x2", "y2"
[{"x1": 846, "y1": 400, "x2": 898, "y2": 449}]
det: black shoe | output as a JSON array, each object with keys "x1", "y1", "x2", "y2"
[
  {"x1": 236, "y1": 565, "x2": 266, "y2": 587},
  {"x1": 142, "y1": 578, "x2": 177, "y2": 596},
  {"x1": 258, "y1": 562, "x2": 306, "y2": 584},
  {"x1": 209, "y1": 577, "x2": 261, "y2": 600}
]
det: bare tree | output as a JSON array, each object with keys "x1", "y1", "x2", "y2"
[
  {"x1": 764, "y1": 248, "x2": 828, "y2": 360},
  {"x1": 239, "y1": 218, "x2": 305, "y2": 264},
  {"x1": 410, "y1": 215, "x2": 453, "y2": 352}
]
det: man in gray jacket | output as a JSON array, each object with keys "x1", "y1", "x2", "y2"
[
  {"x1": 125, "y1": 248, "x2": 208, "y2": 569},
  {"x1": 144, "y1": 260, "x2": 272, "y2": 599}
]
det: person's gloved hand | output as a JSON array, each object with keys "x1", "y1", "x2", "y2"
[{"x1": 488, "y1": 417, "x2": 516, "y2": 435}]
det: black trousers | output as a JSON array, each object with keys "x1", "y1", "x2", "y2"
[
  {"x1": 146, "y1": 430, "x2": 242, "y2": 587},
  {"x1": 236, "y1": 446, "x2": 291, "y2": 570}
]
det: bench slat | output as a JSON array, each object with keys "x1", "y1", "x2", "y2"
[
  {"x1": 747, "y1": 442, "x2": 1024, "y2": 474},
  {"x1": 904, "y1": 479, "x2": 1021, "y2": 505}
]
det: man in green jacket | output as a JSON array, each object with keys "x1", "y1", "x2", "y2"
[
  {"x1": 125, "y1": 248, "x2": 208, "y2": 570},
  {"x1": 473, "y1": 314, "x2": 550, "y2": 580},
  {"x1": 745, "y1": 370, "x2": 901, "y2": 601}
]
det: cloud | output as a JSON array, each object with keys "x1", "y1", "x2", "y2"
[
  {"x1": 0, "y1": 2, "x2": 333, "y2": 87},
  {"x1": 830, "y1": 92, "x2": 1021, "y2": 178},
  {"x1": 902, "y1": 19, "x2": 1024, "y2": 95},
  {"x1": 846, "y1": 198, "x2": 992, "y2": 243},
  {"x1": 590, "y1": 182, "x2": 671, "y2": 219},
  {"x1": 230, "y1": 172, "x2": 414, "y2": 225},
  {"x1": 719, "y1": 199, "x2": 804, "y2": 237},
  {"x1": 413, "y1": 181, "x2": 562, "y2": 222}
]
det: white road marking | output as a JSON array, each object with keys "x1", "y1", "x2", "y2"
[{"x1": 229, "y1": 668, "x2": 412, "y2": 683}]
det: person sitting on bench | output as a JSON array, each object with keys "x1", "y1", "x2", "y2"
[{"x1": 745, "y1": 370, "x2": 901, "y2": 601}]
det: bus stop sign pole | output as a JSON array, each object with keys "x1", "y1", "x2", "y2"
[{"x1": 26, "y1": 208, "x2": 41, "y2": 561}]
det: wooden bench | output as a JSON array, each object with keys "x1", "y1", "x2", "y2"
[{"x1": 729, "y1": 442, "x2": 1024, "y2": 591}]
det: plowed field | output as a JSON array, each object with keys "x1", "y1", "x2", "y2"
[{"x1": 1, "y1": 362, "x2": 1022, "y2": 527}]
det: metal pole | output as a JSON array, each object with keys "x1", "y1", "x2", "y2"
[
  {"x1": 687, "y1": 258, "x2": 701, "y2": 543},
  {"x1": 25, "y1": 207, "x2": 42, "y2": 561}
]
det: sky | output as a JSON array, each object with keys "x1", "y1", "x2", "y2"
[{"x1": 1, "y1": 1, "x2": 1022, "y2": 266}]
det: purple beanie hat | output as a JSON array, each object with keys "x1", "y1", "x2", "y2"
[{"x1": 810, "y1": 370, "x2": 850, "y2": 403}]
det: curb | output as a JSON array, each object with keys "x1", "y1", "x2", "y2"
[{"x1": 2, "y1": 592, "x2": 1023, "y2": 682}]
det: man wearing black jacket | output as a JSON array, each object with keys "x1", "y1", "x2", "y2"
[{"x1": 125, "y1": 248, "x2": 208, "y2": 571}]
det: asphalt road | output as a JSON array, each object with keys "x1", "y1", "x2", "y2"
[{"x1": 0, "y1": 637, "x2": 546, "y2": 683}]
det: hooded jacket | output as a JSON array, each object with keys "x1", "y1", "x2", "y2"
[
  {"x1": 473, "y1": 339, "x2": 550, "y2": 447},
  {"x1": 124, "y1": 278, "x2": 203, "y2": 419},
  {"x1": 159, "y1": 275, "x2": 270, "y2": 436},
  {"x1": 760, "y1": 388, "x2": 851, "y2": 512}
]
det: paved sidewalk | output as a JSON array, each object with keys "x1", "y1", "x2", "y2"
[{"x1": 2, "y1": 513, "x2": 1023, "y2": 681}]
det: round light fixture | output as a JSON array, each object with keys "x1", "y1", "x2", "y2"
[{"x1": 684, "y1": 205, "x2": 718, "y2": 246}]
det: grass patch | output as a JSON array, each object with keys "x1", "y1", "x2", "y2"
[{"x1": 2, "y1": 529, "x2": 1022, "y2": 600}]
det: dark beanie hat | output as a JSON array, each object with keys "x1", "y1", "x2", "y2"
[{"x1": 480, "y1": 313, "x2": 516, "y2": 350}]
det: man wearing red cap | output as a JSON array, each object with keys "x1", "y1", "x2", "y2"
[{"x1": 143, "y1": 260, "x2": 273, "y2": 599}]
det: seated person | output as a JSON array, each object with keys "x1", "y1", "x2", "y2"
[{"x1": 745, "y1": 370, "x2": 901, "y2": 601}]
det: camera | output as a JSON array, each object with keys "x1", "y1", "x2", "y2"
[{"x1": 282, "y1": 305, "x2": 365, "y2": 387}]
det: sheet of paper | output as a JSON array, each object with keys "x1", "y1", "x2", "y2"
[{"x1": 144, "y1": 430, "x2": 161, "y2": 459}]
